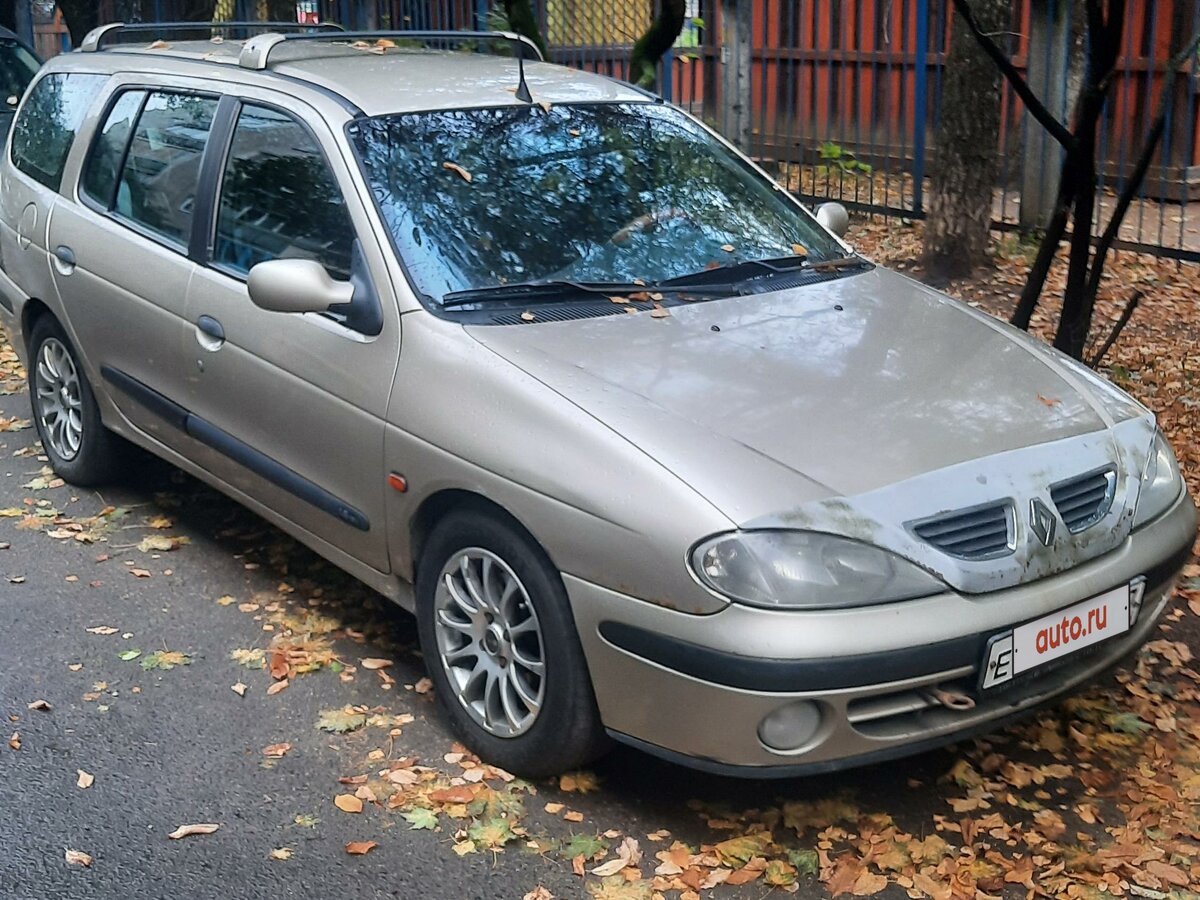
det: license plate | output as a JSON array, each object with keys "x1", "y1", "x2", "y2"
[{"x1": 980, "y1": 580, "x2": 1143, "y2": 690}]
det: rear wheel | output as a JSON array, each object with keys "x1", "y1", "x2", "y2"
[
  {"x1": 27, "y1": 317, "x2": 124, "y2": 486},
  {"x1": 415, "y1": 509, "x2": 608, "y2": 777}
]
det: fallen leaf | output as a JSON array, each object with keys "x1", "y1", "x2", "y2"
[
  {"x1": 136, "y1": 535, "x2": 188, "y2": 553},
  {"x1": 559, "y1": 771, "x2": 600, "y2": 793},
  {"x1": 231, "y1": 682, "x2": 247, "y2": 697},
  {"x1": 523, "y1": 888, "x2": 554, "y2": 900},
  {"x1": 129, "y1": 568, "x2": 152, "y2": 578},
  {"x1": 27, "y1": 699, "x2": 51, "y2": 711},
  {"x1": 118, "y1": 650, "x2": 141, "y2": 662},
  {"x1": 791, "y1": 243, "x2": 808, "y2": 256},
  {"x1": 64, "y1": 849, "x2": 92, "y2": 867},
  {"x1": 215, "y1": 595, "x2": 236, "y2": 606},
  {"x1": 8, "y1": 732, "x2": 19, "y2": 750},
  {"x1": 563, "y1": 810, "x2": 585, "y2": 823},
  {"x1": 317, "y1": 709, "x2": 367, "y2": 733},
  {"x1": 267, "y1": 679, "x2": 289, "y2": 696},
  {"x1": 76, "y1": 769, "x2": 94, "y2": 789},
  {"x1": 1036, "y1": 393, "x2": 1061, "y2": 407},
  {"x1": 650, "y1": 306, "x2": 670, "y2": 319},
  {"x1": 334, "y1": 794, "x2": 364, "y2": 814},
  {"x1": 413, "y1": 677, "x2": 433, "y2": 694},
  {"x1": 544, "y1": 802, "x2": 565, "y2": 814},
  {"x1": 141, "y1": 650, "x2": 189, "y2": 670},
  {"x1": 442, "y1": 161, "x2": 473, "y2": 182},
  {"x1": 262, "y1": 743, "x2": 291, "y2": 759},
  {"x1": 147, "y1": 39, "x2": 170, "y2": 49},
  {"x1": 521, "y1": 311, "x2": 536, "y2": 322},
  {"x1": 360, "y1": 658, "x2": 393, "y2": 670},
  {"x1": 721, "y1": 243, "x2": 736, "y2": 252},
  {"x1": 167, "y1": 823, "x2": 220, "y2": 839},
  {"x1": 86, "y1": 626, "x2": 118, "y2": 635},
  {"x1": 269, "y1": 847, "x2": 293, "y2": 861},
  {"x1": 403, "y1": 808, "x2": 439, "y2": 830},
  {"x1": 345, "y1": 841, "x2": 377, "y2": 855}
]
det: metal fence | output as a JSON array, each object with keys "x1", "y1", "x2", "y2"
[{"x1": 57, "y1": 0, "x2": 1200, "y2": 262}]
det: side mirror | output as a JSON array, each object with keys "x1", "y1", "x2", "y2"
[
  {"x1": 247, "y1": 258, "x2": 353, "y2": 314},
  {"x1": 816, "y1": 202, "x2": 850, "y2": 238}
]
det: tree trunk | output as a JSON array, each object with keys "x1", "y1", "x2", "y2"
[
  {"x1": 57, "y1": 0, "x2": 102, "y2": 47},
  {"x1": 629, "y1": 0, "x2": 687, "y2": 89},
  {"x1": 922, "y1": 0, "x2": 1009, "y2": 281},
  {"x1": 502, "y1": 0, "x2": 548, "y2": 60}
]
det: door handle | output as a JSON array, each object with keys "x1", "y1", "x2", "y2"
[
  {"x1": 52, "y1": 245, "x2": 75, "y2": 274},
  {"x1": 195, "y1": 315, "x2": 225, "y2": 351}
]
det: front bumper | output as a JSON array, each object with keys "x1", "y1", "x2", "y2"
[{"x1": 566, "y1": 487, "x2": 1196, "y2": 776}]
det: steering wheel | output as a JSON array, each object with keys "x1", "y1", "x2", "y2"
[{"x1": 608, "y1": 207, "x2": 692, "y2": 245}]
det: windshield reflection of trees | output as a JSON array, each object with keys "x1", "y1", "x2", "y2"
[{"x1": 352, "y1": 103, "x2": 840, "y2": 300}]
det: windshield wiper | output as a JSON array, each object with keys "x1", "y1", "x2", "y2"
[
  {"x1": 440, "y1": 279, "x2": 735, "y2": 309},
  {"x1": 657, "y1": 253, "x2": 867, "y2": 288}
]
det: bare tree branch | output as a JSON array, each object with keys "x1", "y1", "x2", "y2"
[
  {"x1": 950, "y1": 0, "x2": 1076, "y2": 150},
  {"x1": 1088, "y1": 290, "x2": 1142, "y2": 367}
]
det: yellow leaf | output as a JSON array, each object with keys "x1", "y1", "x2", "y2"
[{"x1": 559, "y1": 771, "x2": 600, "y2": 793}]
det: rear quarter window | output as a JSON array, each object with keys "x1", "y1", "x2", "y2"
[{"x1": 10, "y1": 72, "x2": 107, "y2": 192}]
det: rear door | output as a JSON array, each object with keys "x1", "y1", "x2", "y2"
[
  {"x1": 182, "y1": 95, "x2": 399, "y2": 572},
  {"x1": 46, "y1": 82, "x2": 221, "y2": 451}
]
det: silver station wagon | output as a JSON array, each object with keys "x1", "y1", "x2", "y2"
[{"x1": 0, "y1": 24, "x2": 1193, "y2": 778}]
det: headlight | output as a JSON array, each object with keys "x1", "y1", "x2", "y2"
[
  {"x1": 690, "y1": 530, "x2": 944, "y2": 610},
  {"x1": 1133, "y1": 431, "x2": 1182, "y2": 527}
]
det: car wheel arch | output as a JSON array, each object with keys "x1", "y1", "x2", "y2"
[
  {"x1": 21, "y1": 296, "x2": 53, "y2": 349},
  {"x1": 408, "y1": 489, "x2": 559, "y2": 590}
]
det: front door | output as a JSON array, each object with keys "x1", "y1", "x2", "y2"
[{"x1": 182, "y1": 98, "x2": 398, "y2": 572}]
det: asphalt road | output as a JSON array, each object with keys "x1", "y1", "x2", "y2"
[{"x1": 1, "y1": 366, "x2": 1193, "y2": 900}]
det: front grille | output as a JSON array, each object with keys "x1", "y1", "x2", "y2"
[
  {"x1": 909, "y1": 500, "x2": 1014, "y2": 560},
  {"x1": 1050, "y1": 467, "x2": 1116, "y2": 533}
]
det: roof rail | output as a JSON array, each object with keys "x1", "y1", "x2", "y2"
[
  {"x1": 236, "y1": 29, "x2": 544, "y2": 71},
  {"x1": 79, "y1": 21, "x2": 343, "y2": 53}
]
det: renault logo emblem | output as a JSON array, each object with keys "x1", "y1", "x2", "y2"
[{"x1": 1029, "y1": 498, "x2": 1056, "y2": 546}]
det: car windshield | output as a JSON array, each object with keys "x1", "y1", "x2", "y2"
[{"x1": 349, "y1": 102, "x2": 844, "y2": 306}]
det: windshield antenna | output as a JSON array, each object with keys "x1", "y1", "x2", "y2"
[{"x1": 515, "y1": 45, "x2": 533, "y2": 104}]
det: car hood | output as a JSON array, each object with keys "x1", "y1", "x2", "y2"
[{"x1": 466, "y1": 267, "x2": 1154, "y2": 591}]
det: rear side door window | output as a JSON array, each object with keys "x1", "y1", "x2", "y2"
[
  {"x1": 213, "y1": 103, "x2": 355, "y2": 281},
  {"x1": 10, "y1": 72, "x2": 107, "y2": 191},
  {"x1": 83, "y1": 90, "x2": 219, "y2": 249}
]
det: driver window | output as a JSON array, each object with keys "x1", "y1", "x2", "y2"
[{"x1": 214, "y1": 104, "x2": 354, "y2": 281}]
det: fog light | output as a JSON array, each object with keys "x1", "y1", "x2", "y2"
[{"x1": 757, "y1": 701, "x2": 822, "y2": 752}]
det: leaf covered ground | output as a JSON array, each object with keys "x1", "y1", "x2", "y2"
[{"x1": 2, "y1": 225, "x2": 1200, "y2": 899}]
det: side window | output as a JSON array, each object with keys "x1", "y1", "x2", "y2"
[
  {"x1": 81, "y1": 90, "x2": 147, "y2": 209},
  {"x1": 11, "y1": 73, "x2": 107, "y2": 191},
  {"x1": 214, "y1": 104, "x2": 355, "y2": 281},
  {"x1": 114, "y1": 91, "x2": 218, "y2": 247}
]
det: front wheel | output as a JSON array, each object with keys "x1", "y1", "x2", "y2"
[
  {"x1": 415, "y1": 509, "x2": 608, "y2": 777},
  {"x1": 27, "y1": 317, "x2": 124, "y2": 486}
]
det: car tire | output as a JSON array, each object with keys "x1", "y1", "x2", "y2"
[
  {"x1": 27, "y1": 316, "x2": 124, "y2": 486},
  {"x1": 415, "y1": 508, "x2": 609, "y2": 778}
]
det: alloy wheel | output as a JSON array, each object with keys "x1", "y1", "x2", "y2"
[
  {"x1": 432, "y1": 548, "x2": 547, "y2": 738},
  {"x1": 34, "y1": 337, "x2": 83, "y2": 461}
]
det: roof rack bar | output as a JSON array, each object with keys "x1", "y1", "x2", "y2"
[
  {"x1": 80, "y1": 20, "x2": 343, "y2": 53},
  {"x1": 237, "y1": 29, "x2": 544, "y2": 71}
]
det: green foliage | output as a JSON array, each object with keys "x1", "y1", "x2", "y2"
[{"x1": 817, "y1": 141, "x2": 873, "y2": 176}]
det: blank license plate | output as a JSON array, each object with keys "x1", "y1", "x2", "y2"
[{"x1": 980, "y1": 583, "x2": 1136, "y2": 690}]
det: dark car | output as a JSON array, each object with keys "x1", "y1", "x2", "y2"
[{"x1": 0, "y1": 27, "x2": 40, "y2": 143}]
